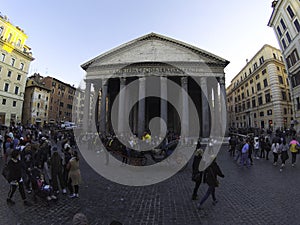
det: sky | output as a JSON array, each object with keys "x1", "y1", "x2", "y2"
[{"x1": 0, "y1": 0, "x2": 280, "y2": 88}]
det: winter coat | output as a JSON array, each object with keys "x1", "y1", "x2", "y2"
[{"x1": 203, "y1": 161, "x2": 224, "y2": 188}]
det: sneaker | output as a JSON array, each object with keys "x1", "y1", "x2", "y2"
[
  {"x1": 69, "y1": 193, "x2": 76, "y2": 198},
  {"x1": 212, "y1": 200, "x2": 218, "y2": 205},
  {"x1": 280, "y1": 168, "x2": 283, "y2": 172},
  {"x1": 51, "y1": 195, "x2": 57, "y2": 200},
  {"x1": 292, "y1": 164, "x2": 295, "y2": 167},
  {"x1": 75, "y1": 193, "x2": 79, "y2": 198},
  {"x1": 62, "y1": 188, "x2": 67, "y2": 194},
  {"x1": 56, "y1": 190, "x2": 60, "y2": 194},
  {"x1": 27, "y1": 189, "x2": 32, "y2": 194},
  {"x1": 23, "y1": 200, "x2": 32, "y2": 206},
  {"x1": 47, "y1": 196, "x2": 52, "y2": 201},
  {"x1": 6, "y1": 198, "x2": 15, "y2": 205}
]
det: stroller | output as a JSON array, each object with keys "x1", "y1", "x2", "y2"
[{"x1": 30, "y1": 167, "x2": 57, "y2": 205}]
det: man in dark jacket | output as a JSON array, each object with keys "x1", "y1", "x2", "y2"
[
  {"x1": 6, "y1": 150, "x2": 31, "y2": 206},
  {"x1": 197, "y1": 158, "x2": 224, "y2": 209},
  {"x1": 191, "y1": 148, "x2": 203, "y2": 200}
]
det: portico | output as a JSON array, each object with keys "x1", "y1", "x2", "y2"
[{"x1": 80, "y1": 33, "x2": 229, "y2": 140}]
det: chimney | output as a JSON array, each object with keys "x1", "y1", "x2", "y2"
[{"x1": 272, "y1": 0, "x2": 278, "y2": 8}]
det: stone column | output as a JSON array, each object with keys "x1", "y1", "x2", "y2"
[
  {"x1": 219, "y1": 77, "x2": 227, "y2": 135},
  {"x1": 118, "y1": 77, "x2": 126, "y2": 135},
  {"x1": 83, "y1": 80, "x2": 91, "y2": 131},
  {"x1": 160, "y1": 76, "x2": 168, "y2": 136},
  {"x1": 138, "y1": 77, "x2": 146, "y2": 138},
  {"x1": 213, "y1": 81, "x2": 220, "y2": 136},
  {"x1": 181, "y1": 76, "x2": 189, "y2": 139},
  {"x1": 93, "y1": 82, "x2": 101, "y2": 131},
  {"x1": 100, "y1": 79, "x2": 108, "y2": 135},
  {"x1": 200, "y1": 77, "x2": 210, "y2": 138}
]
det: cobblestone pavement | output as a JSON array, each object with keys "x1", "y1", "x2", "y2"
[{"x1": 1, "y1": 143, "x2": 300, "y2": 225}]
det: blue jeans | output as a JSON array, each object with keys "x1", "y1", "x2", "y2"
[
  {"x1": 241, "y1": 153, "x2": 250, "y2": 166},
  {"x1": 199, "y1": 186, "x2": 216, "y2": 206}
]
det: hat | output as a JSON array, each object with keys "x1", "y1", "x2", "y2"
[
  {"x1": 41, "y1": 137, "x2": 47, "y2": 141},
  {"x1": 72, "y1": 213, "x2": 88, "y2": 225},
  {"x1": 8, "y1": 132, "x2": 14, "y2": 139}
]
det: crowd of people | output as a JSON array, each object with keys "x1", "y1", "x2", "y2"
[
  {"x1": 0, "y1": 124, "x2": 81, "y2": 207},
  {"x1": 228, "y1": 130, "x2": 300, "y2": 171}
]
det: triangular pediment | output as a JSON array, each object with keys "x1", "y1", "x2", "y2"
[{"x1": 81, "y1": 33, "x2": 229, "y2": 70}]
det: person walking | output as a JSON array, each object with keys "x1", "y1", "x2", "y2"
[
  {"x1": 265, "y1": 138, "x2": 271, "y2": 160},
  {"x1": 67, "y1": 151, "x2": 81, "y2": 198},
  {"x1": 197, "y1": 159, "x2": 224, "y2": 210},
  {"x1": 6, "y1": 150, "x2": 31, "y2": 206},
  {"x1": 50, "y1": 147, "x2": 67, "y2": 194},
  {"x1": 191, "y1": 148, "x2": 203, "y2": 200},
  {"x1": 289, "y1": 137, "x2": 300, "y2": 167},
  {"x1": 240, "y1": 139, "x2": 250, "y2": 167},
  {"x1": 271, "y1": 140, "x2": 280, "y2": 166},
  {"x1": 279, "y1": 140, "x2": 289, "y2": 172}
]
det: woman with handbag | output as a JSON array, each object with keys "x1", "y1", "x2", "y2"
[{"x1": 197, "y1": 158, "x2": 224, "y2": 210}]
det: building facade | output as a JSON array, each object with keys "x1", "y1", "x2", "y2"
[
  {"x1": 22, "y1": 74, "x2": 50, "y2": 127},
  {"x1": 80, "y1": 33, "x2": 229, "y2": 139},
  {"x1": 0, "y1": 13, "x2": 34, "y2": 126},
  {"x1": 42, "y1": 76, "x2": 76, "y2": 124},
  {"x1": 268, "y1": 0, "x2": 300, "y2": 132},
  {"x1": 227, "y1": 44, "x2": 293, "y2": 131}
]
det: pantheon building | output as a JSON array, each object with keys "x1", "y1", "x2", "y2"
[{"x1": 80, "y1": 33, "x2": 229, "y2": 140}]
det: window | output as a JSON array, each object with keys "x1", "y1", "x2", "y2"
[
  {"x1": 278, "y1": 76, "x2": 284, "y2": 84},
  {"x1": 260, "y1": 111, "x2": 264, "y2": 117},
  {"x1": 16, "y1": 39, "x2": 21, "y2": 47},
  {"x1": 258, "y1": 96, "x2": 263, "y2": 105},
  {"x1": 252, "y1": 98, "x2": 256, "y2": 108},
  {"x1": 297, "y1": 97, "x2": 300, "y2": 110},
  {"x1": 262, "y1": 69, "x2": 267, "y2": 75},
  {"x1": 12, "y1": 101, "x2": 16, "y2": 107},
  {"x1": 254, "y1": 113, "x2": 257, "y2": 118},
  {"x1": 7, "y1": 33, "x2": 12, "y2": 42},
  {"x1": 259, "y1": 56, "x2": 264, "y2": 65},
  {"x1": 263, "y1": 79, "x2": 268, "y2": 87},
  {"x1": 0, "y1": 26, "x2": 3, "y2": 36},
  {"x1": 265, "y1": 93, "x2": 271, "y2": 103},
  {"x1": 294, "y1": 19, "x2": 300, "y2": 33},
  {"x1": 11, "y1": 58, "x2": 15, "y2": 67},
  {"x1": 4, "y1": 83, "x2": 9, "y2": 92},
  {"x1": 280, "y1": 19, "x2": 287, "y2": 30},
  {"x1": 17, "y1": 74, "x2": 21, "y2": 81},
  {"x1": 282, "y1": 38, "x2": 287, "y2": 49},
  {"x1": 274, "y1": 53, "x2": 277, "y2": 59},
  {"x1": 287, "y1": 5, "x2": 295, "y2": 19},
  {"x1": 284, "y1": 108, "x2": 287, "y2": 115},
  {"x1": 7, "y1": 70, "x2": 11, "y2": 77},
  {"x1": 257, "y1": 83, "x2": 261, "y2": 91},
  {"x1": 253, "y1": 63, "x2": 258, "y2": 70},
  {"x1": 267, "y1": 110, "x2": 272, "y2": 115},
  {"x1": 0, "y1": 66, "x2": 2, "y2": 72},
  {"x1": 1, "y1": 53, "x2": 5, "y2": 62},
  {"x1": 14, "y1": 86, "x2": 19, "y2": 95},
  {"x1": 38, "y1": 94, "x2": 41, "y2": 99},
  {"x1": 2, "y1": 99, "x2": 6, "y2": 105},
  {"x1": 277, "y1": 26, "x2": 282, "y2": 37},
  {"x1": 52, "y1": 82, "x2": 56, "y2": 87},
  {"x1": 281, "y1": 91, "x2": 287, "y2": 100},
  {"x1": 256, "y1": 75, "x2": 260, "y2": 80},
  {"x1": 286, "y1": 32, "x2": 292, "y2": 43},
  {"x1": 286, "y1": 49, "x2": 300, "y2": 68},
  {"x1": 20, "y1": 63, "x2": 24, "y2": 71}
]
